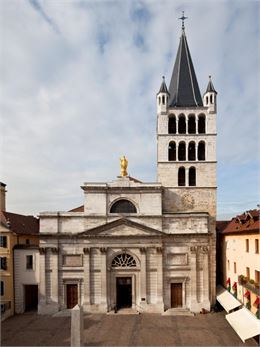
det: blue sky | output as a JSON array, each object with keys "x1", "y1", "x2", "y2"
[{"x1": 0, "y1": 0, "x2": 259, "y2": 220}]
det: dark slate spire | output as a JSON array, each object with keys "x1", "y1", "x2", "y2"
[
  {"x1": 168, "y1": 26, "x2": 203, "y2": 107},
  {"x1": 206, "y1": 75, "x2": 217, "y2": 94},
  {"x1": 157, "y1": 76, "x2": 169, "y2": 95}
]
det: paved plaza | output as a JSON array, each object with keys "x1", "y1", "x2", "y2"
[{"x1": 1, "y1": 311, "x2": 258, "y2": 346}]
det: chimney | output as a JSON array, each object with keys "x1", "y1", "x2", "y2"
[{"x1": 0, "y1": 182, "x2": 7, "y2": 212}]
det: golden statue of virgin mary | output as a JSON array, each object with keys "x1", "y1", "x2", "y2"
[{"x1": 120, "y1": 156, "x2": 128, "y2": 176}]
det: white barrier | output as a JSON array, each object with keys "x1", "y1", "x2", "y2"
[{"x1": 71, "y1": 305, "x2": 83, "y2": 347}]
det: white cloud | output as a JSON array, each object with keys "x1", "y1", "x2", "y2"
[{"x1": 0, "y1": 0, "x2": 259, "y2": 218}]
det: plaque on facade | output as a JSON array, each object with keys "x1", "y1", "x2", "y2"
[
  {"x1": 167, "y1": 253, "x2": 188, "y2": 266},
  {"x1": 63, "y1": 255, "x2": 83, "y2": 267}
]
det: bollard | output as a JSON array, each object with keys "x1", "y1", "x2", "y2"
[{"x1": 71, "y1": 304, "x2": 83, "y2": 347}]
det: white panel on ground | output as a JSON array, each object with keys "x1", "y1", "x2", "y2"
[{"x1": 226, "y1": 307, "x2": 260, "y2": 342}]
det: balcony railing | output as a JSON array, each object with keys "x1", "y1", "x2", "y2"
[{"x1": 238, "y1": 275, "x2": 260, "y2": 296}]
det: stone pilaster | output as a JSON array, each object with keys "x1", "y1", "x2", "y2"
[
  {"x1": 100, "y1": 248, "x2": 107, "y2": 311},
  {"x1": 38, "y1": 248, "x2": 46, "y2": 306},
  {"x1": 196, "y1": 248, "x2": 203, "y2": 303},
  {"x1": 190, "y1": 245, "x2": 210, "y2": 312},
  {"x1": 202, "y1": 246, "x2": 210, "y2": 310},
  {"x1": 190, "y1": 246, "x2": 197, "y2": 309},
  {"x1": 83, "y1": 248, "x2": 91, "y2": 309},
  {"x1": 50, "y1": 247, "x2": 59, "y2": 307},
  {"x1": 156, "y1": 247, "x2": 163, "y2": 304},
  {"x1": 140, "y1": 247, "x2": 147, "y2": 305},
  {"x1": 45, "y1": 248, "x2": 51, "y2": 304}
]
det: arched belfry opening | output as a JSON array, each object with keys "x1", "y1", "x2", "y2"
[
  {"x1": 110, "y1": 199, "x2": 137, "y2": 213},
  {"x1": 198, "y1": 141, "x2": 205, "y2": 161},
  {"x1": 168, "y1": 115, "x2": 176, "y2": 134},
  {"x1": 168, "y1": 141, "x2": 176, "y2": 161},
  {"x1": 178, "y1": 167, "x2": 185, "y2": 186},
  {"x1": 178, "y1": 115, "x2": 186, "y2": 134},
  {"x1": 189, "y1": 167, "x2": 196, "y2": 186},
  {"x1": 188, "y1": 114, "x2": 196, "y2": 134},
  {"x1": 178, "y1": 142, "x2": 186, "y2": 161},
  {"x1": 198, "y1": 114, "x2": 206, "y2": 133},
  {"x1": 188, "y1": 142, "x2": 195, "y2": 161}
]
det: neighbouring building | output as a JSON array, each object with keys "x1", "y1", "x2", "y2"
[
  {"x1": 38, "y1": 19, "x2": 217, "y2": 315},
  {"x1": 217, "y1": 208, "x2": 260, "y2": 319},
  {"x1": 0, "y1": 183, "x2": 39, "y2": 320}
]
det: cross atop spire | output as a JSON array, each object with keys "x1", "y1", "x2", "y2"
[
  {"x1": 168, "y1": 15, "x2": 203, "y2": 107},
  {"x1": 179, "y1": 11, "x2": 188, "y2": 31}
]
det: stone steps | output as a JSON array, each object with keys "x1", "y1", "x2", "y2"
[
  {"x1": 162, "y1": 308, "x2": 195, "y2": 316},
  {"x1": 107, "y1": 308, "x2": 140, "y2": 315}
]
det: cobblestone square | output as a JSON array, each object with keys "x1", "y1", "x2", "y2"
[{"x1": 1, "y1": 311, "x2": 258, "y2": 346}]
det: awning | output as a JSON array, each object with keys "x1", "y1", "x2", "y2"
[
  {"x1": 216, "y1": 285, "x2": 242, "y2": 313},
  {"x1": 226, "y1": 307, "x2": 260, "y2": 342}
]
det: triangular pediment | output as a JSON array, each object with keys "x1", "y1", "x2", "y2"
[{"x1": 80, "y1": 218, "x2": 163, "y2": 237}]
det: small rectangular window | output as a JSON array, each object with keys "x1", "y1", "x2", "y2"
[
  {"x1": 26, "y1": 239, "x2": 30, "y2": 245},
  {"x1": 227, "y1": 260, "x2": 230, "y2": 271},
  {"x1": 255, "y1": 270, "x2": 260, "y2": 284},
  {"x1": 26, "y1": 255, "x2": 33, "y2": 270},
  {"x1": 234, "y1": 262, "x2": 237, "y2": 274},
  {"x1": 0, "y1": 281, "x2": 4, "y2": 296},
  {"x1": 0, "y1": 236, "x2": 7, "y2": 248},
  {"x1": 245, "y1": 239, "x2": 249, "y2": 252},
  {"x1": 0, "y1": 257, "x2": 7, "y2": 270},
  {"x1": 255, "y1": 239, "x2": 259, "y2": 254},
  {"x1": 246, "y1": 267, "x2": 250, "y2": 279}
]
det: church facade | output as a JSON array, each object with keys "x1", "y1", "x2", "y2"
[{"x1": 38, "y1": 22, "x2": 217, "y2": 315}]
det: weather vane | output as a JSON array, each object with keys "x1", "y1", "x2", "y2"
[{"x1": 179, "y1": 11, "x2": 188, "y2": 31}]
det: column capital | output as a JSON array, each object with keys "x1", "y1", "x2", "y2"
[
  {"x1": 140, "y1": 247, "x2": 147, "y2": 254},
  {"x1": 190, "y1": 245, "x2": 197, "y2": 253},
  {"x1": 100, "y1": 247, "x2": 107, "y2": 254},
  {"x1": 200, "y1": 246, "x2": 209, "y2": 254},
  {"x1": 190, "y1": 245, "x2": 209, "y2": 254},
  {"x1": 39, "y1": 247, "x2": 46, "y2": 255},
  {"x1": 156, "y1": 247, "x2": 163, "y2": 254},
  {"x1": 51, "y1": 247, "x2": 58, "y2": 254},
  {"x1": 83, "y1": 247, "x2": 90, "y2": 254}
]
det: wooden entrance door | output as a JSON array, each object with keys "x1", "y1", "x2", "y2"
[
  {"x1": 116, "y1": 277, "x2": 132, "y2": 309},
  {"x1": 67, "y1": 284, "x2": 78, "y2": 309},
  {"x1": 171, "y1": 283, "x2": 182, "y2": 308},
  {"x1": 24, "y1": 285, "x2": 38, "y2": 311}
]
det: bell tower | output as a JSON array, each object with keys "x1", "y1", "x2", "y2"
[{"x1": 156, "y1": 16, "x2": 217, "y2": 217}]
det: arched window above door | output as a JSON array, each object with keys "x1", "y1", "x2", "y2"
[{"x1": 111, "y1": 254, "x2": 136, "y2": 267}]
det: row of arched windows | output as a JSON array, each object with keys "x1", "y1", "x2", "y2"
[
  {"x1": 168, "y1": 114, "x2": 205, "y2": 134},
  {"x1": 169, "y1": 141, "x2": 205, "y2": 161},
  {"x1": 178, "y1": 167, "x2": 196, "y2": 186}
]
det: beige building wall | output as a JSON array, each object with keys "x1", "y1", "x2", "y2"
[
  {"x1": 0, "y1": 225, "x2": 39, "y2": 320},
  {"x1": 222, "y1": 233, "x2": 260, "y2": 317},
  {"x1": 0, "y1": 226, "x2": 16, "y2": 321}
]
